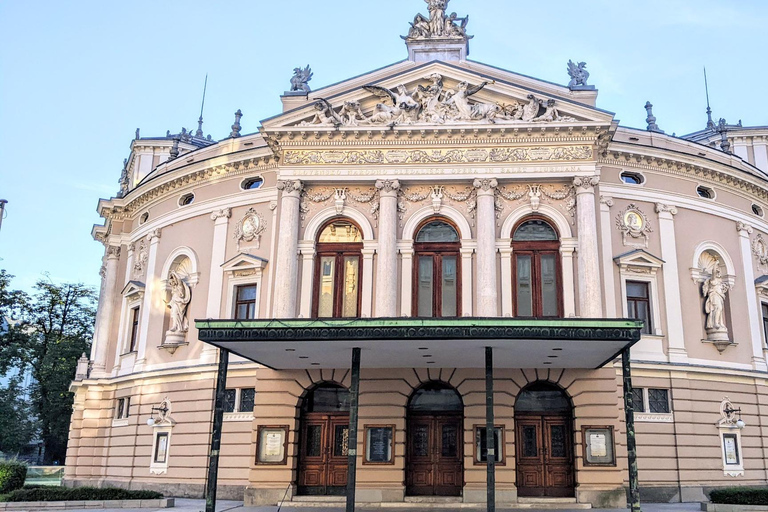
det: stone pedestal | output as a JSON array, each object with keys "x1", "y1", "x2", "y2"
[{"x1": 404, "y1": 37, "x2": 469, "y2": 62}]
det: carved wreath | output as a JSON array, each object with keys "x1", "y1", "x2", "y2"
[
  {"x1": 616, "y1": 204, "x2": 652, "y2": 248},
  {"x1": 752, "y1": 234, "x2": 768, "y2": 270},
  {"x1": 234, "y1": 208, "x2": 266, "y2": 249}
]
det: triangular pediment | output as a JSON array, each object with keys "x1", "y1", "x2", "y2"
[
  {"x1": 262, "y1": 61, "x2": 615, "y2": 132},
  {"x1": 614, "y1": 249, "x2": 665, "y2": 274},
  {"x1": 222, "y1": 253, "x2": 269, "y2": 275},
  {"x1": 122, "y1": 281, "x2": 145, "y2": 299}
]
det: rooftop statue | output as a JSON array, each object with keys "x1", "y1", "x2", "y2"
[
  {"x1": 567, "y1": 60, "x2": 592, "y2": 90},
  {"x1": 290, "y1": 65, "x2": 313, "y2": 93},
  {"x1": 295, "y1": 75, "x2": 578, "y2": 127},
  {"x1": 407, "y1": 0, "x2": 469, "y2": 39}
]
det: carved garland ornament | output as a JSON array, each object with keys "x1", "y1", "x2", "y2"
[
  {"x1": 283, "y1": 146, "x2": 593, "y2": 166},
  {"x1": 752, "y1": 233, "x2": 768, "y2": 271},
  {"x1": 234, "y1": 208, "x2": 267, "y2": 250},
  {"x1": 300, "y1": 186, "x2": 381, "y2": 225},
  {"x1": 616, "y1": 204, "x2": 652, "y2": 248}
]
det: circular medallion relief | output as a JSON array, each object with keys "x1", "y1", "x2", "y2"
[{"x1": 624, "y1": 211, "x2": 644, "y2": 231}]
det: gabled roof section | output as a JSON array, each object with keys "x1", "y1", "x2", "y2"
[
  {"x1": 261, "y1": 60, "x2": 613, "y2": 132},
  {"x1": 614, "y1": 249, "x2": 665, "y2": 274},
  {"x1": 222, "y1": 253, "x2": 269, "y2": 274}
]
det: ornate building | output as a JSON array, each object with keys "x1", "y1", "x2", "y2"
[{"x1": 66, "y1": 1, "x2": 768, "y2": 509}]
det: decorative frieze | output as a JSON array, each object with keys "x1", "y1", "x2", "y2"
[{"x1": 283, "y1": 146, "x2": 593, "y2": 166}]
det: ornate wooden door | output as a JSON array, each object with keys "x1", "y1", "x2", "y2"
[
  {"x1": 298, "y1": 413, "x2": 349, "y2": 496},
  {"x1": 515, "y1": 415, "x2": 574, "y2": 497},
  {"x1": 406, "y1": 415, "x2": 463, "y2": 496}
]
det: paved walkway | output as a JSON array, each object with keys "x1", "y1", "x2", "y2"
[{"x1": 55, "y1": 499, "x2": 704, "y2": 512}]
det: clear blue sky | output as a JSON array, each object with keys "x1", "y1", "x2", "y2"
[{"x1": 1, "y1": 0, "x2": 767, "y2": 293}]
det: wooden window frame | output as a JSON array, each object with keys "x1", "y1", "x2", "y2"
[
  {"x1": 412, "y1": 218, "x2": 462, "y2": 318},
  {"x1": 363, "y1": 424, "x2": 396, "y2": 465},
  {"x1": 128, "y1": 306, "x2": 140, "y2": 353},
  {"x1": 255, "y1": 425, "x2": 289, "y2": 465},
  {"x1": 626, "y1": 280, "x2": 652, "y2": 334},
  {"x1": 761, "y1": 302, "x2": 768, "y2": 348},
  {"x1": 312, "y1": 218, "x2": 364, "y2": 319},
  {"x1": 234, "y1": 284, "x2": 258, "y2": 320},
  {"x1": 511, "y1": 217, "x2": 563, "y2": 318},
  {"x1": 472, "y1": 424, "x2": 506, "y2": 466}
]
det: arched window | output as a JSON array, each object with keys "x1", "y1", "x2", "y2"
[
  {"x1": 512, "y1": 218, "x2": 562, "y2": 318},
  {"x1": 313, "y1": 219, "x2": 363, "y2": 318},
  {"x1": 413, "y1": 219, "x2": 461, "y2": 317},
  {"x1": 301, "y1": 383, "x2": 350, "y2": 413}
]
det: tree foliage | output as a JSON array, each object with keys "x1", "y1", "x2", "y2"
[{"x1": 0, "y1": 270, "x2": 96, "y2": 464}]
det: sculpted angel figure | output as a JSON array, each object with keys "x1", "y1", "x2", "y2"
[
  {"x1": 567, "y1": 60, "x2": 589, "y2": 88},
  {"x1": 299, "y1": 99, "x2": 343, "y2": 127},
  {"x1": 442, "y1": 81, "x2": 500, "y2": 121},
  {"x1": 167, "y1": 272, "x2": 191, "y2": 334},
  {"x1": 363, "y1": 84, "x2": 421, "y2": 124},
  {"x1": 425, "y1": 0, "x2": 448, "y2": 36},
  {"x1": 521, "y1": 94, "x2": 544, "y2": 122},
  {"x1": 702, "y1": 268, "x2": 729, "y2": 333},
  {"x1": 417, "y1": 74, "x2": 448, "y2": 123},
  {"x1": 290, "y1": 65, "x2": 313, "y2": 93},
  {"x1": 444, "y1": 12, "x2": 469, "y2": 37}
]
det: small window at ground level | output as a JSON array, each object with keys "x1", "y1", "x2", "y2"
[
  {"x1": 648, "y1": 389, "x2": 670, "y2": 413},
  {"x1": 242, "y1": 177, "x2": 264, "y2": 190},
  {"x1": 224, "y1": 389, "x2": 237, "y2": 413},
  {"x1": 115, "y1": 397, "x2": 130, "y2": 419},
  {"x1": 239, "y1": 388, "x2": 256, "y2": 412},
  {"x1": 620, "y1": 172, "x2": 644, "y2": 185},
  {"x1": 697, "y1": 186, "x2": 714, "y2": 199},
  {"x1": 753, "y1": 204, "x2": 764, "y2": 217},
  {"x1": 631, "y1": 388, "x2": 644, "y2": 413},
  {"x1": 179, "y1": 193, "x2": 195, "y2": 206}
]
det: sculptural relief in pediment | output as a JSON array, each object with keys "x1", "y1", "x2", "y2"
[{"x1": 291, "y1": 74, "x2": 580, "y2": 129}]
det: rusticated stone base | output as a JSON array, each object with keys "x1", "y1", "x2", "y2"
[
  {"x1": 577, "y1": 487, "x2": 627, "y2": 508},
  {"x1": 63, "y1": 478, "x2": 245, "y2": 501}
]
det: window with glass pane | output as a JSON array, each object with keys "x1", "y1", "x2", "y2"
[
  {"x1": 512, "y1": 219, "x2": 561, "y2": 318},
  {"x1": 762, "y1": 303, "x2": 768, "y2": 347},
  {"x1": 235, "y1": 285, "x2": 257, "y2": 320},
  {"x1": 239, "y1": 388, "x2": 255, "y2": 412},
  {"x1": 314, "y1": 220, "x2": 362, "y2": 319},
  {"x1": 631, "y1": 388, "x2": 645, "y2": 412},
  {"x1": 413, "y1": 220, "x2": 461, "y2": 318},
  {"x1": 627, "y1": 281, "x2": 652, "y2": 334},
  {"x1": 129, "y1": 307, "x2": 140, "y2": 352},
  {"x1": 224, "y1": 389, "x2": 237, "y2": 413},
  {"x1": 648, "y1": 389, "x2": 669, "y2": 413}
]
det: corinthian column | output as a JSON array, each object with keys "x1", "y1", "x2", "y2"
[
  {"x1": 573, "y1": 176, "x2": 603, "y2": 317},
  {"x1": 375, "y1": 179, "x2": 400, "y2": 317},
  {"x1": 273, "y1": 180, "x2": 304, "y2": 318},
  {"x1": 474, "y1": 179, "x2": 498, "y2": 316},
  {"x1": 90, "y1": 244, "x2": 121, "y2": 376}
]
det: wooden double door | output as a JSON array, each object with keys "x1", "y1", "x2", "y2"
[
  {"x1": 406, "y1": 415, "x2": 463, "y2": 496},
  {"x1": 298, "y1": 413, "x2": 349, "y2": 496},
  {"x1": 515, "y1": 414, "x2": 574, "y2": 497}
]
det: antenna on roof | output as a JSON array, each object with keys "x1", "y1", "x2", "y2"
[
  {"x1": 196, "y1": 73, "x2": 208, "y2": 138},
  {"x1": 704, "y1": 67, "x2": 715, "y2": 131}
]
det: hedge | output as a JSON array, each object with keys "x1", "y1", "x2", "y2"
[
  {"x1": 710, "y1": 487, "x2": 768, "y2": 505},
  {"x1": 3, "y1": 486, "x2": 163, "y2": 502},
  {"x1": 0, "y1": 460, "x2": 27, "y2": 494}
]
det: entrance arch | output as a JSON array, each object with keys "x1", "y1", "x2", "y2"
[
  {"x1": 297, "y1": 383, "x2": 350, "y2": 496},
  {"x1": 406, "y1": 382, "x2": 463, "y2": 497},
  {"x1": 514, "y1": 382, "x2": 575, "y2": 497}
]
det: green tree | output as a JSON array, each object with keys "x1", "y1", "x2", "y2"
[{"x1": 23, "y1": 279, "x2": 96, "y2": 464}]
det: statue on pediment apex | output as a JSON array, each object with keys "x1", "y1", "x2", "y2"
[{"x1": 407, "y1": 0, "x2": 469, "y2": 39}]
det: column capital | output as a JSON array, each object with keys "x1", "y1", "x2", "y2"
[
  {"x1": 375, "y1": 179, "x2": 401, "y2": 197},
  {"x1": 599, "y1": 195, "x2": 614, "y2": 208},
  {"x1": 655, "y1": 203, "x2": 678, "y2": 216},
  {"x1": 106, "y1": 245, "x2": 121, "y2": 260},
  {"x1": 277, "y1": 179, "x2": 304, "y2": 198},
  {"x1": 572, "y1": 176, "x2": 599, "y2": 193},
  {"x1": 737, "y1": 221, "x2": 754, "y2": 236},
  {"x1": 210, "y1": 208, "x2": 232, "y2": 222},
  {"x1": 148, "y1": 229, "x2": 162, "y2": 243},
  {"x1": 473, "y1": 178, "x2": 498, "y2": 196}
]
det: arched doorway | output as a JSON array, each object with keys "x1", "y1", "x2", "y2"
[
  {"x1": 514, "y1": 382, "x2": 574, "y2": 497},
  {"x1": 297, "y1": 383, "x2": 350, "y2": 496},
  {"x1": 406, "y1": 382, "x2": 463, "y2": 496}
]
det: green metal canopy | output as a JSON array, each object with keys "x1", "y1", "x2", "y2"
[{"x1": 196, "y1": 317, "x2": 642, "y2": 370}]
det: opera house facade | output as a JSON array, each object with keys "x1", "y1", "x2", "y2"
[{"x1": 65, "y1": 2, "x2": 768, "y2": 508}]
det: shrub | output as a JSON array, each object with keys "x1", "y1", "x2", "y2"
[
  {"x1": 710, "y1": 487, "x2": 768, "y2": 505},
  {"x1": 4, "y1": 486, "x2": 163, "y2": 502},
  {"x1": 0, "y1": 460, "x2": 27, "y2": 494}
]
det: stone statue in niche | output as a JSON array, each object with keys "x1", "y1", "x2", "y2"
[
  {"x1": 697, "y1": 252, "x2": 731, "y2": 349},
  {"x1": 166, "y1": 272, "x2": 191, "y2": 338}
]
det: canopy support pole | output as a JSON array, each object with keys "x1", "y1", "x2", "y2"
[
  {"x1": 346, "y1": 347, "x2": 361, "y2": 512},
  {"x1": 486, "y1": 346, "x2": 495, "y2": 512},
  {"x1": 622, "y1": 348, "x2": 641, "y2": 512},
  {"x1": 205, "y1": 349, "x2": 229, "y2": 512}
]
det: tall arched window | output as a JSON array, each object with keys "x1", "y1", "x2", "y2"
[
  {"x1": 512, "y1": 217, "x2": 562, "y2": 318},
  {"x1": 413, "y1": 219, "x2": 461, "y2": 317},
  {"x1": 313, "y1": 219, "x2": 363, "y2": 318}
]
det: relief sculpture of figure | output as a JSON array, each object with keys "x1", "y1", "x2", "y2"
[
  {"x1": 702, "y1": 268, "x2": 729, "y2": 335},
  {"x1": 442, "y1": 81, "x2": 500, "y2": 121},
  {"x1": 167, "y1": 272, "x2": 191, "y2": 334},
  {"x1": 364, "y1": 84, "x2": 421, "y2": 124}
]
